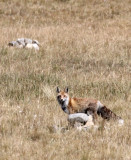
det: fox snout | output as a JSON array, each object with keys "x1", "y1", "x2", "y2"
[
  {"x1": 60, "y1": 98, "x2": 65, "y2": 103},
  {"x1": 57, "y1": 96, "x2": 66, "y2": 104}
]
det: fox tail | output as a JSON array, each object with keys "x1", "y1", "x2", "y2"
[{"x1": 97, "y1": 102, "x2": 124, "y2": 125}]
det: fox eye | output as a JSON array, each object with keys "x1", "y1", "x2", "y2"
[
  {"x1": 57, "y1": 95, "x2": 61, "y2": 99},
  {"x1": 63, "y1": 95, "x2": 66, "y2": 98}
]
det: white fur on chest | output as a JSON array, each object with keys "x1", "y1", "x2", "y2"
[{"x1": 60, "y1": 97, "x2": 70, "y2": 114}]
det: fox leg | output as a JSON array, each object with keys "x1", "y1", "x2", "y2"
[
  {"x1": 92, "y1": 112, "x2": 98, "y2": 124},
  {"x1": 86, "y1": 108, "x2": 98, "y2": 124}
]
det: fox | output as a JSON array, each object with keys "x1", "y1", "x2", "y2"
[{"x1": 56, "y1": 87, "x2": 124, "y2": 126}]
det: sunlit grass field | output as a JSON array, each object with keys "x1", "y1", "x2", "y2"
[{"x1": 0, "y1": 0, "x2": 131, "y2": 159}]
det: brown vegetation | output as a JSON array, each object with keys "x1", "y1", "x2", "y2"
[{"x1": 0, "y1": 0, "x2": 131, "y2": 159}]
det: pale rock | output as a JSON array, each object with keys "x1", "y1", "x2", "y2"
[{"x1": 8, "y1": 38, "x2": 40, "y2": 50}]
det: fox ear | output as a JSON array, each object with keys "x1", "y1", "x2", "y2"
[
  {"x1": 56, "y1": 87, "x2": 61, "y2": 93},
  {"x1": 65, "y1": 87, "x2": 69, "y2": 93}
]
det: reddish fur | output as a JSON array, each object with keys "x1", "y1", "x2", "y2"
[
  {"x1": 68, "y1": 97, "x2": 98, "y2": 114},
  {"x1": 57, "y1": 90, "x2": 99, "y2": 122},
  {"x1": 57, "y1": 88, "x2": 122, "y2": 123}
]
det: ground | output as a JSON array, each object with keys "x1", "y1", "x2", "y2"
[{"x1": 0, "y1": 0, "x2": 131, "y2": 159}]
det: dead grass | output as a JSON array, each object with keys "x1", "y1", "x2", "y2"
[{"x1": 0, "y1": 0, "x2": 131, "y2": 159}]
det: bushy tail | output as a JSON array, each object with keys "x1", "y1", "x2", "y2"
[{"x1": 97, "y1": 106, "x2": 124, "y2": 125}]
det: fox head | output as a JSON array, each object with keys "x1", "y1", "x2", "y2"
[{"x1": 56, "y1": 87, "x2": 70, "y2": 114}]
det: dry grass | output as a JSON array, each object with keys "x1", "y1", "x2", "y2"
[{"x1": 0, "y1": 0, "x2": 131, "y2": 159}]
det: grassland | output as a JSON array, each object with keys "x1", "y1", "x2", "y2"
[{"x1": 0, "y1": 0, "x2": 131, "y2": 159}]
